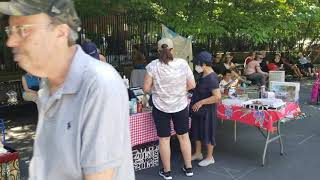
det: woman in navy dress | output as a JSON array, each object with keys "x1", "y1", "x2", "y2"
[{"x1": 190, "y1": 51, "x2": 222, "y2": 167}]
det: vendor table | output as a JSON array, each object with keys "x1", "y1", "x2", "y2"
[
  {"x1": 129, "y1": 101, "x2": 301, "y2": 166},
  {"x1": 130, "y1": 111, "x2": 178, "y2": 147},
  {"x1": 129, "y1": 111, "x2": 179, "y2": 171},
  {"x1": 129, "y1": 111, "x2": 191, "y2": 147},
  {"x1": 130, "y1": 111, "x2": 157, "y2": 147},
  {"x1": 217, "y1": 101, "x2": 301, "y2": 166}
]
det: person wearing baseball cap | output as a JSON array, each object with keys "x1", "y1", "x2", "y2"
[
  {"x1": 144, "y1": 37, "x2": 196, "y2": 179},
  {"x1": 81, "y1": 41, "x2": 100, "y2": 60},
  {"x1": 0, "y1": 1, "x2": 134, "y2": 180},
  {"x1": 190, "y1": 51, "x2": 221, "y2": 167}
]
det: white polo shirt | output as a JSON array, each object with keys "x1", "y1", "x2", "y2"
[
  {"x1": 146, "y1": 58, "x2": 194, "y2": 113},
  {"x1": 28, "y1": 46, "x2": 134, "y2": 180}
]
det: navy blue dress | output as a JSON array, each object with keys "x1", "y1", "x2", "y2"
[{"x1": 190, "y1": 72, "x2": 219, "y2": 146}]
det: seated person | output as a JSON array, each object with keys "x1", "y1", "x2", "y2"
[
  {"x1": 223, "y1": 53, "x2": 237, "y2": 70},
  {"x1": 223, "y1": 53, "x2": 249, "y2": 84},
  {"x1": 223, "y1": 52, "x2": 245, "y2": 78},
  {"x1": 223, "y1": 53, "x2": 241, "y2": 71},
  {"x1": 298, "y1": 52, "x2": 316, "y2": 77},
  {"x1": 244, "y1": 52, "x2": 268, "y2": 87},
  {"x1": 258, "y1": 50, "x2": 269, "y2": 73},
  {"x1": 280, "y1": 53, "x2": 303, "y2": 79},
  {"x1": 132, "y1": 44, "x2": 146, "y2": 69},
  {"x1": 219, "y1": 69, "x2": 239, "y2": 94},
  {"x1": 22, "y1": 73, "x2": 40, "y2": 102},
  {"x1": 212, "y1": 52, "x2": 226, "y2": 77},
  {"x1": 244, "y1": 51, "x2": 256, "y2": 67},
  {"x1": 267, "y1": 52, "x2": 283, "y2": 71}
]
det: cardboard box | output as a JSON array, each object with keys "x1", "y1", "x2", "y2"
[{"x1": 269, "y1": 71, "x2": 285, "y2": 87}]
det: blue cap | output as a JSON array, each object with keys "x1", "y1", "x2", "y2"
[
  {"x1": 81, "y1": 42, "x2": 99, "y2": 60},
  {"x1": 195, "y1": 51, "x2": 213, "y2": 65}
]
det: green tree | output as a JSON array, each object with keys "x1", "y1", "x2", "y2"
[{"x1": 75, "y1": 0, "x2": 320, "y2": 51}]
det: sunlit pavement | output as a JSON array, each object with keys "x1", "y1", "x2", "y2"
[{"x1": 4, "y1": 79, "x2": 320, "y2": 180}]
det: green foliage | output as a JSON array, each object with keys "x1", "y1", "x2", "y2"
[{"x1": 75, "y1": 0, "x2": 320, "y2": 51}]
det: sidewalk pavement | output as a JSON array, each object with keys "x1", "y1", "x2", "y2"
[{"x1": 3, "y1": 79, "x2": 320, "y2": 180}]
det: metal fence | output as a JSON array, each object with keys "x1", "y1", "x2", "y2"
[
  {"x1": 79, "y1": 13, "x2": 161, "y2": 75},
  {"x1": 0, "y1": 13, "x2": 162, "y2": 79},
  {"x1": 2, "y1": 13, "x2": 318, "y2": 81}
]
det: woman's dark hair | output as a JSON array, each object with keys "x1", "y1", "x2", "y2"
[
  {"x1": 223, "y1": 69, "x2": 232, "y2": 76},
  {"x1": 132, "y1": 44, "x2": 139, "y2": 51},
  {"x1": 159, "y1": 44, "x2": 173, "y2": 64}
]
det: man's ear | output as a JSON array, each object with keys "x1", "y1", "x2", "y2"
[{"x1": 55, "y1": 24, "x2": 70, "y2": 39}]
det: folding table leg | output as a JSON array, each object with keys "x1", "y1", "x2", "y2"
[
  {"x1": 262, "y1": 131, "x2": 270, "y2": 166},
  {"x1": 261, "y1": 120, "x2": 284, "y2": 166},
  {"x1": 234, "y1": 120, "x2": 237, "y2": 142},
  {"x1": 277, "y1": 120, "x2": 284, "y2": 155}
]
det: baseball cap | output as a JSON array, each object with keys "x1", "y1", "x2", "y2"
[
  {"x1": 0, "y1": 0, "x2": 81, "y2": 32},
  {"x1": 195, "y1": 51, "x2": 212, "y2": 65},
  {"x1": 158, "y1": 38, "x2": 173, "y2": 50},
  {"x1": 81, "y1": 42, "x2": 99, "y2": 60}
]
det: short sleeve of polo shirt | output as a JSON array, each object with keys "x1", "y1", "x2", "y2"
[{"x1": 79, "y1": 75, "x2": 131, "y2": 175}]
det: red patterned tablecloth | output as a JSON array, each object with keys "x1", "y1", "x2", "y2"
[
  {"x1": 129, "y1": 102, "x2": 301, "y2": 146},
  {"x1": 217, "y1": 102, "x2": 301, "y2": 131}
]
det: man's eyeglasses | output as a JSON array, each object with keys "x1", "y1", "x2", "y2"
[{"x1": 5, "y1": 23, "x2": 52, "y2": 38}]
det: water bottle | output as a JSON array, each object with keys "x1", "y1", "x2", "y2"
[
  {"x1": 130, "y1": 98, "x2": 137, "y2": 114},
  {"x1": 242, "y1": 82, "x2": 247, "y2": 89},
  {"x1": 260, "y1": 85, "x2": 265, "y2": 98}
]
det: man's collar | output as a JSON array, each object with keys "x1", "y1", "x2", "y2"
[{"x1": 60, "y1": 45, "x2": 87, "y2": 94}]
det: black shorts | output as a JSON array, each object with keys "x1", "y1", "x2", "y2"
[
  {"x1": 300, "y1": 63, "x2": 313, "y2": 70},
  {"x1": 152, "y1": 106, "x2": 189, "y2": 137}
]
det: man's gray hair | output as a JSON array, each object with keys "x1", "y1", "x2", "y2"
[
  {"x1": 68, "y1": 29, "x2": 79, "y2": 45},
  {"x1": 49, "y1": 16, "x2": 79, "y2": 46}
]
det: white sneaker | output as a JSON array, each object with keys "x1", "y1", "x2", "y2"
[
  {"x1": 198, "y1": 158, "x2": 215, "y2": 167},
  {"x1": 191, "y1": 153, "x2": 203, "y2": 161}
]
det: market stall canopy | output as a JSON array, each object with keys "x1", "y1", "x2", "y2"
[{"x1": 161, "y1": 25, "x2": 193, "y2": 63}]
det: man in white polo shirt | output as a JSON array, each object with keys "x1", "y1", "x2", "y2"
[{"x1": 0, "y1": 0, "x2": 134, "y2": 180}]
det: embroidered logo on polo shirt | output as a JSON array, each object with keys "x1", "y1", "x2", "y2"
[{"x1": 67, "y1": 122, "x2": 71, "y2": 130}]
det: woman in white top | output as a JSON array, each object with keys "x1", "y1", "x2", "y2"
[{"x1": 144, "y1": 38, "x2": 196, "y2": 179}]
